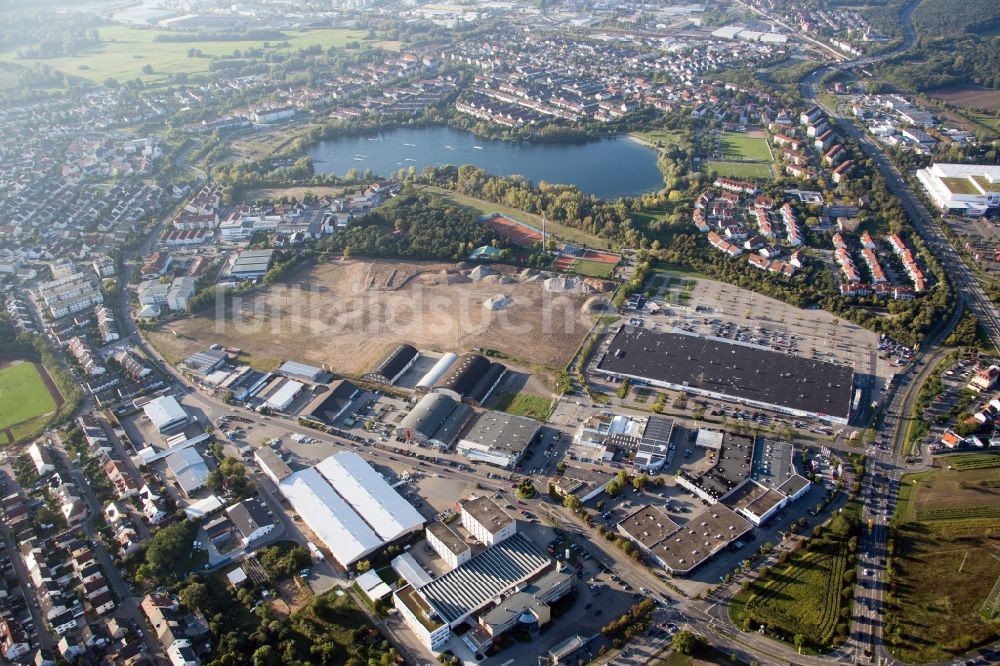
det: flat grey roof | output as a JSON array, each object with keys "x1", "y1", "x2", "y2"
[
  {"x1": 597, "y1": 327, "x2": 854, "y2": 419},
  {"x1": 254, "y1": 447, "x2": 291, "y2": 481},
  {"x1": 417, "y1": 533, "x2": 550, "y2": 626},
  {"x1": 460, "y1": 411, "x2": 540, "y2": 455},
  {"x1": 427, "y1": 521, "x2": 470, "y2": 557},
  {"x1": 777, "y1": 473, "x2": 810, "y2": 497},
  {"x1": 617, "y1": 505, "x2": 680, "y2": 550},
  {"x1": 462, "y1": 496, "x2": 514, "y2": 534},
  {"x1": 743, "y1": 488, "x2": 787, "y2": 518},
  {"x1": 651, "y1": 504, "x2": 752, "y2": 576},
  {"x1": 678, "y1": 433, "x2": 754, "y2": 501}
]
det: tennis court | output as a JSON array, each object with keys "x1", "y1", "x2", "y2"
[{"x1": 481, "y1": 213, "x2": 542, "y2": 247}]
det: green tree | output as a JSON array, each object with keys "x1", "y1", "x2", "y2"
[
  {"x1": 355, "y1": 559, "x2": 371, "y2": 573},
  {"x1": 672, "y1": 630, "x2": 705, "y2": 655}
]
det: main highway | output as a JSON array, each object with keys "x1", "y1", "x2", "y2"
[{"x1": 795, "y1": 0, "x2": 1000, "y2": 352}]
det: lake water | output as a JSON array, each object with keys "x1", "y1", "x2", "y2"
[{"x1": 306, "y1": 125, "x2": 663, "y2": 199}]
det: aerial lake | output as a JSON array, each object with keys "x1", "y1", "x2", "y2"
[{"x1": 307, "y1": 125, "x2": 663, "y2": 199}]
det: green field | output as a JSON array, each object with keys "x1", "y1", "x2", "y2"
[
  {"x1": 0, "y1": 26, "x2": 395, "y2": 87},
  {"x1": 570, "y1": 259, "x2": 615, "y2": 278},
  {"x1": 730, "y1": 508, "x2": 858, "y2": 651},
  {"x1": 887, "y1": 459, "x2": 1000, "y2": 663},
  {"x1": 0, "y1": 360, "x2": 57, "y2": 432},
  {"x1": 702, "y1": 160, "x2": 773, "y2": 180},
  {"x1": 488, "y1": 392, "x2": 554, "y2": 421},
  {"x1": 719, "y1": 132, "x2": 772, "y2": 161},
  {"x1": 631, "y1": 129, "x2": 684, "y2": 147}
]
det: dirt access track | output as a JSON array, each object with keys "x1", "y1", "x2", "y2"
[{"x1": 149, "y1": 259, "x2": 613, "y2": 376}]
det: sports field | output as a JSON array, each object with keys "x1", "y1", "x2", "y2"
[
  {"x1": 702, "y1": 160, "x2": 773, "y2": 180},
  {"x1": 481, "y1": 213, "x2": 542, "y2": 247},
  {"x1": 888, "y1": 455, "x2": 1000, "y2": 663},
  {"x1": 719, "y1": 131, "x2": 772, "y2": 161},
  {"x1": 0, "y1": 26, "x2": 396, "y2": 87},
  {"x1": 0, "y1": 360, "x2": 60, "y2": 444}
]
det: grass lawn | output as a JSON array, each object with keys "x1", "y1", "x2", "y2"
[
  {"x1": 488, "y1": 392, "x2": 554, "y2": 421},
  {"x1": 730, "y1": 507, "x2": 859, "y2": 651},
  {"x1": 719, "y1": 132, "x2": 772, "y2": 161},
  {"x1": 419, "y1": 184, "x2": 613, "y2": 250},
  {"x1": 702, "y1": 160, "x2": 773, "y2": 180},
  {"x1": 631, "y1": 129, "x2": 684, "y2": 147},
  {"x1": 0, "y1": 361, "x2": 57, "y2": 431},
  {"x1": 0, "y1": 26, "x2": 395, "y2": 87},
  {"x1": 570, "y1": 259, "x2": 615, "y2": 278},
  {"x1": 887, "y1": 460, "x2": 1000, "y2": 662}
]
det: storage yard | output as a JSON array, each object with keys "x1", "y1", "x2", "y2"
[{"x1": 149, "y1": 259, "x2": 613, "y2": 375}]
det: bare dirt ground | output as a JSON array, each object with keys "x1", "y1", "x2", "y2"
[
  {"x1": 149, "y1": 259, "x2": 612, "y2": 376},
  {"x1": 268, "y1": 577, "x2": 314, "y2": 620}
]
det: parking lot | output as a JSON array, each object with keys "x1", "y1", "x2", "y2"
[{"x1": 644, "y1": 273, "x2": 889, "y2": 382}]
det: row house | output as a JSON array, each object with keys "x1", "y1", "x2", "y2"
[
  {"x1": 68, "y1": 337, "x2": 105, "y2": 376},
  {"x1": 783, "y1": 150, "x2": 809, "y2": 167},
  {"x1": 713, "y1": 178, "x2": 757, "y2": 195},
  {"x1": 888, "y1": 233, "x2": 927, "y2": 292},
  {"x1": 754, "y1": 208, "x2": 775, "y2": 238},
  {"x1": 836, "y1": 247, "x2": 860, "y2": 283},
  {"x1": 692, "y1": 209, "x2": 711, "y2": 233},
  {"x1": 780, "y1": 204, "x2": 803, "y2": 246},
  {"x1": 785, "y1": 163, "x2": 814, "y2": 180},
  {"x1": 772, "y1": 133, "x2": 800, "y2": 151},
  {"x1": 860, "y1": 231, "x2": 876, "y2": 249},
  {"x1": 823, "y1": 144, "x2": 847, "y2": 166},
  {"x1": 814, "y1": 129, "x2": 836, "y2": 151},
  {"x1": 95, "y1": 305, "x2": 118, "y2": 343},
  {"x1": 112, "y1": 349, "x2": 152, "y2": 379},
  {"x1": 861, "y1": 248, "x2": 888, "y2": 284},
  {"x1": 707, "y1": 231, "x2": 744, "y2": 257},
  {"x1": 833, "y1": 159, "x2": 854, "y2": 184}
]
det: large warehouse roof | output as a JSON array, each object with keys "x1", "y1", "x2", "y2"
[
  {"x1": 265, "y1": 379, "x2": 303, "y2": 411},
  {"x1": 458, "y1": 411, "x2": 539, "y2": 459},
  {"x1": 416, "y1": 533, "x2": 550, "y2": 626},
  {"x1": 301, "y1": 379, "x2": 360, "y2": 425},
  {"x1": 279, "y1": 467, "x2": 383, "y2": 566},
  {"x1": 315, "y1": 453, "x2": 424, "y2": 541},
  {"x1": 597, "y1": 327, "x2": 853, "y2": 419},
  {"x1": 371, "y1": 344, "x2": 419, "y2": 383},
  {"x1": 398, "y1": 393, "x2": 459, "y2": 440},
  {"x1": 143, "y1": 395, "x2": 188, "y2": 432},
  {"x1": 433, "y1": 353, "x2": 493, "y2": 399},
  {"x1": 277, "y1": 453, "x2": 425, "y2": 567}
]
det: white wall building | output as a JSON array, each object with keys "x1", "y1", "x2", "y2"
[
  {"x1": 916, "y1": 163, "x2": 1000, "y2": 216},
  {"x1": 461, "y1": 496, "x2": 515, "y2": 547}
]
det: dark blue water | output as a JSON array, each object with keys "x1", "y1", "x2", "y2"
[{"x1": 306, "y1": 125, "x2": 663, "y2": 199}]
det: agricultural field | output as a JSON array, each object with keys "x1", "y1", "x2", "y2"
[
  {"x1": 887, "y1": 457, "x2": 1000, "y2": 663},
  {"x1": 488, "y1": 392, "x2": 554, "y2": 421},
  {"x1": 0, "y1": 359, "x2": 60, "y2": 444},
  {"x1": 702, "y1": 160, "x2": 773, "y2": 180},
  {"x1": 147, "y1": 259, "x2": 612, "y2": 379},
  {"x1": 718, "y1": 131, "x2": 772, "y2": 161},
  {"x1": 730, "y1": 508, "x2": 859, "y2": 652},
  {"x1": 0, "y1": 26, "x2": 395, "y2": 87},
  {"x1": 928, "y1": 85, "x2": 1000, "y2": 111}
]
